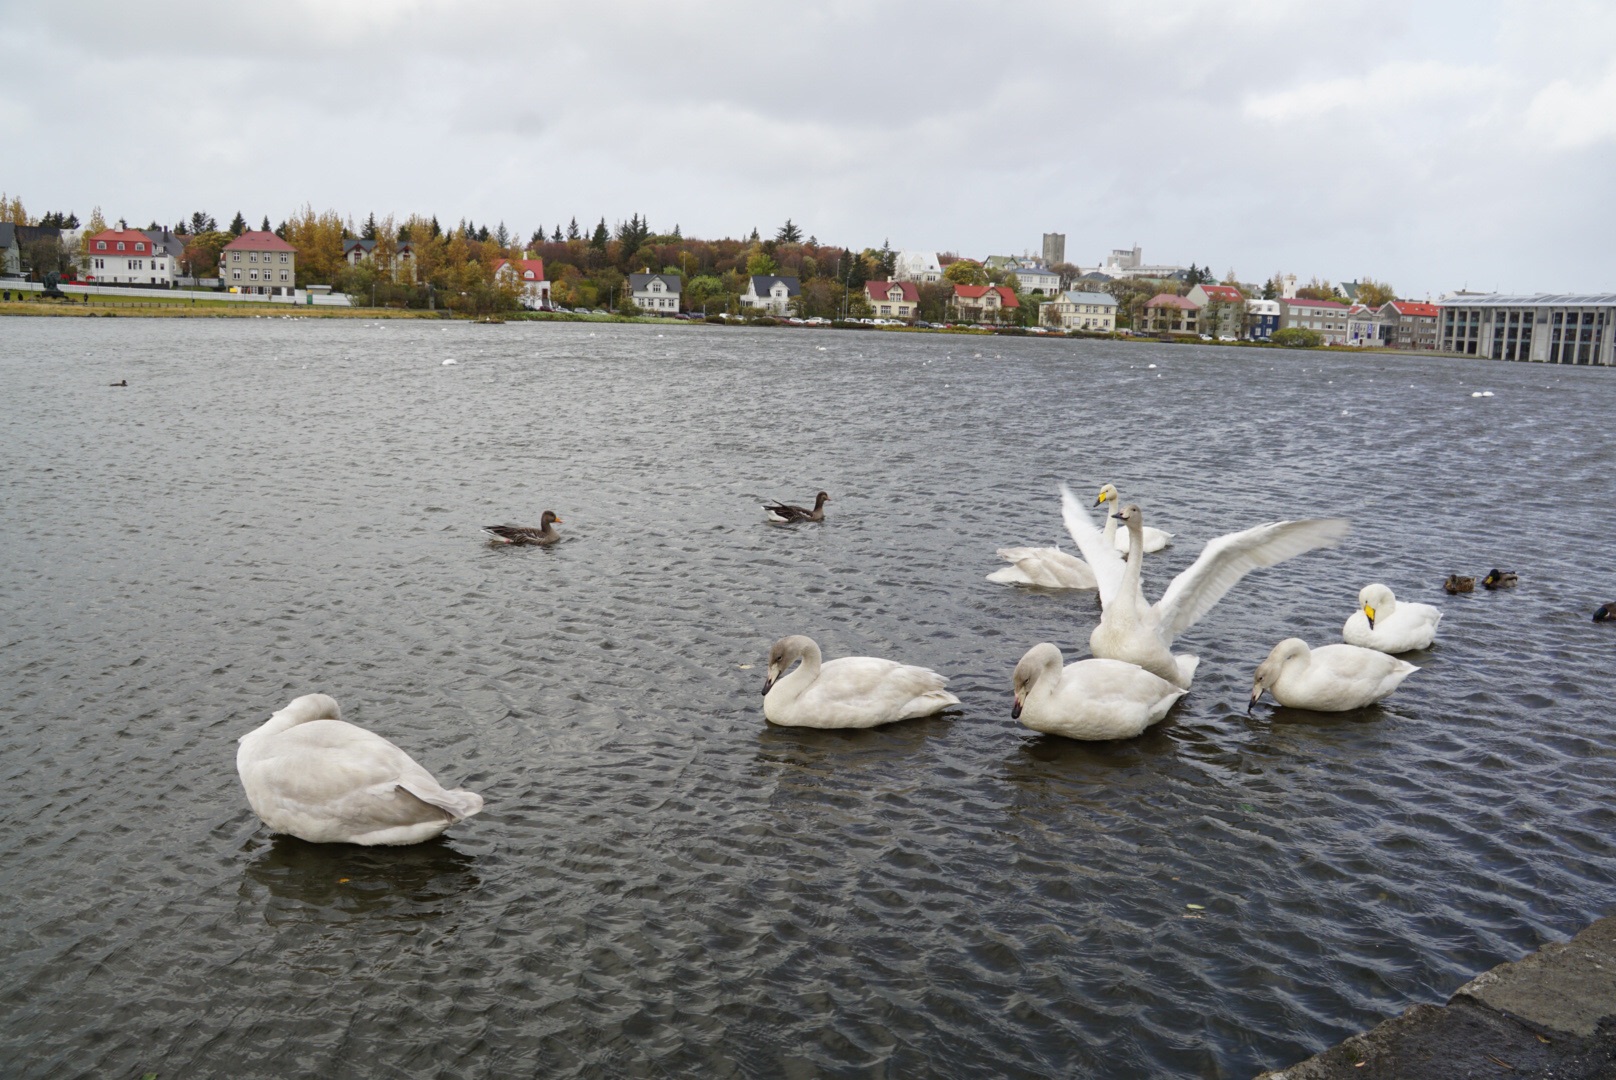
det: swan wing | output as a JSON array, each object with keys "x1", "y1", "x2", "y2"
[
  {"x1": 1060, "y1": 484, "x2": 1126, "y2": 605},
  {"x1": 993, "y1": 546, "x2": 1096, "y2": 589},
  {"x1": 1154, "y1": 517, "x2": 1350, "y2": 642}
]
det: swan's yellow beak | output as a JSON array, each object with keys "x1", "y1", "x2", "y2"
[
  {"x1": 1093, "y1": 490, "x2": 1110, "y2": 507},
  {"x1": 1364, "y1": 604, "x2": 1376, "y2": 629}
]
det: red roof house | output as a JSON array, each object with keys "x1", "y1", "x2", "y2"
[
  {"x1": 952, "y1": 283, "x2": 1019, "y2": 322},
  {"x1": 865, "y1": 280, "x2": 920, "y2": 319}
]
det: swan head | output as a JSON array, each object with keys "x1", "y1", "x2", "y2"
[
  {"x1": 1115, "y1": 503, "x2": 1144, "y2": 533},
  {"x1": 1250, "y1": 639, "x2": 1310, "y2": 712},
  {"x1": 541, "y1": 510, "x2": 563, "y2": 527},
  {"x1": 1093, "y1": 483, "x2": 1119, "y2": 508},
  {"x1": 762, "y1": 635, "x2": 818, "y2": 695},
  {"x1": 1011, "y1": 643, "x2": 1062, "y2": 719},
  {"x1": 1358, "y1": 583, "x2": 1394, "y2": 628}
]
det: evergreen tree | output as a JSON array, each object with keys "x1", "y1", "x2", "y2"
[
  {"x1": 190, "y1": 211, "x2": 215, "y2": 234},
  {"x1": 147, "y1": 220, "x2": 160, "y2": 230},
  {"x1": 878, "y1": 238, "x2": 896, "y2": 278},
  {"x1": 672, "y1": 223, "x2": 681, "y2": 239},
  {"x1": 749, "y1": 226, "x2": 760, "y2": 242},
  {"x1": 529, "y1": 228, "x2": 546, "y2": 250},
  {"x1": 429, "y1": 216, "x2": 442, "y2": 238},
  {"x1": 363, "y1": 212, "x2": 378, "y2": 240},
  {"x1": 260, "y1": 215, "x2": 271, "y2": 232},
  {"x1": 590, "y1": 218, "x2": 609, "y2": 249},
  {"x1": 567, "y1": 216, "x2": 581, "y2": 241},
  {"x1": 553, "y1": 225, "x2": 564, "y2": 243},
  {"x1": 494, "y1": 221, "x2": 510, "y2": 247},
  {"x1": 229, "y1": 211, "x2": 246, "y2": 236},
  {"x1": 775, "y1": 219, "x2": 803, "y2": 244},
  {"x1": 476, "y1": 224, "x2": 490, "y2": 242}
]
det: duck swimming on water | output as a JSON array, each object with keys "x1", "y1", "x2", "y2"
[
  {"x1": 1483, "y1": 569, "x2": 1519, "y2": 590},
  {"x1": 1444, "y1": 575, "x2": 1475, "y2": 594},
  {"x1": 765, "y1": 491, "x2": 830, "y2": 523},
  {"x1": 483, "y1": 511, "x2": 562, "y2": 546}
]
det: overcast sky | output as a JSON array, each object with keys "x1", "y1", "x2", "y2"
[{"x1": 5, "y1": 1, "x2": 1611, "y2": 297}]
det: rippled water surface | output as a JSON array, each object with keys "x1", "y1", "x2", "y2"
[{"x1": 2, "y1": 318, "x2": 1614, "y2": 1078}]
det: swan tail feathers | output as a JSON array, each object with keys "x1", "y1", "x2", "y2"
[{"x1": 396, "y1": 782, "x2": 485, "y2": 822}]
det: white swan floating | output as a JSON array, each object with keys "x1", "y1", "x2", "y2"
[
  {"x1": 1011, "y1": 643, "x2": 1186, "y2": 740},
  {"x1": 1343, "y1": 583, "x2": 1441, "y2": 653},
  {"x1": 1249, "y1": 638, "x2": 1418, "y2": 712},
  {"x1": 987, "y1": 543, "x2": 1097, "y2": 589},
  {"x1": 1062, "y1": 485, "x2": 1350, "y2": 689},
  {"x1": 1095, "y1": 484, "x2": 1172, "y2": 553},
  {"x1": 237, "y1": 693, "x2": 485, "y2": 845},
  {"x1": 761, "y1": 635, "x2": 959, "y2": 729}
]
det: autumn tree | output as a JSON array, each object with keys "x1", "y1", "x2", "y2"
[
  {"x1": 1, "y1": 192, "x2": 29, "y2": 225},
  {"x1": 944, "y1": 259, "x2": 986, "y2": 286},
  {"x1": 1356, "y1": 278, "x2": 1396, "y2": 307}
]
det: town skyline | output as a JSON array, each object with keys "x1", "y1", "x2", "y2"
[{"x1": 6, "y1": 2, "x2": 1613, "y2": 299}]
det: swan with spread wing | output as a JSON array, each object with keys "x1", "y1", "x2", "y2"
[{"x1": 1060, "y1": 485, "x2": 1350, "y2": 689}]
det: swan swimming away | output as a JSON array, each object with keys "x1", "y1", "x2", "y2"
[
  {"x1": 761, "y1": 635, "x2": 959, "y2": 728},
  {"x1": 987, "y1": 542, "x2": 1096, "y2": 589},
  {"x1": 1249, "y1": 638, "x2": 1418, "y2": 712},
  {"x1": 1062, "y1": 485, "x2": 1350, "y2": 689},
  {"x1": 1343, "y1": 583, "x2": 1441, "y2": 653},
  {"x1": 1095, "y1": 484, "x2": 1172, "y2": 553},
  {"x1": 237, "y1": 694, "x2": 484, "y2": 845},
  {"x1": 1011, "y1": 643, "x2": 1185, "y2": 740}
]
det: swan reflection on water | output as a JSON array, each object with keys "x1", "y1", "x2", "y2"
[{"x1": 242, "y1": 834, "x2": 481, "y2": 919}]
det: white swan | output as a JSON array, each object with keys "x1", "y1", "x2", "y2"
[
  {"x1": 1249, "y1": 638, "x2": 1418, "y2": 712},
  {"x1": 1062, "y1": 486, "x2": 1350, "y2": 688},
  {"x1": 1095, "y1": 484, "x2": 1172, "y2": 553},
  {"x1": 237, "y1": 694, "x2": 485, "y2": 845},
  {"x1": 987, "y1": 542, "x2": 1097, "y2": 589},
  {"x1": 761, "y1": 635, "x2": 960, "y2": 728},
  {"x1": 1011, "y1": 643, "x2": 1186, "y2": 740},
  {"x1": 1343, "y1": 583, "x2": 1442, "y2": 653}
]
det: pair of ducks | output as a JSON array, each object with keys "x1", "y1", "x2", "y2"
[
  {"x1": 1444, "y1": 570, "x2": 1517, "y2": 593},
  {"x1": 482, "y1": 491, "x2": 831, "y2": 548}
]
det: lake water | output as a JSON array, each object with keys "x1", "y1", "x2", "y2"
[{"x1": 1, "y1": 317, "x2": 1613, "y2": 1078}]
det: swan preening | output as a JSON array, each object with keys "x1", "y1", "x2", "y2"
[
  {"x1": 1061, "y1": 485, "x2": 1350, "y2": 689},
  {"x1": 761, "y1": 635, "x2": 959, "y2": 728},
  {"x1": 987, "y1": 543, "x2": 1097, "y2": 589},
  {"x1": 237, "y1": 694, "x2": 484, "y2": 845},
  {"x1": 484, "y1": 511, "x2": 562, "y2": 546},
  {"x1": 1343, "y1": 583, "x2": 1442, "y2": 653},
  {"x1": 1011, "y1": 643, "x2": 1185, "y2": 740},
  {"x1": 765, "y1": 491, "x2": 830, "y2": 523},
  {"x1": 1249, "y1": 639, "x2": 1418, "y2": 712}
]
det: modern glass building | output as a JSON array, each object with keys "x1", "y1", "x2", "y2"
[{"x1": 1437, "y1": 293, "x2": 1615, "y2": 365}]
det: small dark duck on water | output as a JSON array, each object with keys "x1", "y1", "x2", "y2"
[
  {"x1": 1483, "y1": 569, "x2": 1519, "y2": 590},
  {"x1": 1444, "y1": 574, "x2": 1475, "y2": 594},
  {"x1": 1593, "y1": 603, "x2": 1616, "y2": 623},
  {"x1": 110, "y1": 379, "x2": 127, "y2": 386},
  {"x1": 483, "y1": 511, "x2": 562, "y2": 546},
  {"x1": 765, "y1": 491, "x2": 830, "y2": 524}
]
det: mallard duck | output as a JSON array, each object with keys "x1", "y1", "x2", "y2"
[
  {"x1": 483, "y1": 511, "x2": 562, "y2": 546},
  {"x1": 764, "y1": 491, "x2": 829, "y2": 523},
  {"x1": 1094, "y1": 484, "x2": 1172, "y2": 552},
  {"x1": 1011, "y1": 643, "x2": 1185, "y2": 740},
  {"x1": 1249, "y1": 639, "x2": 1418, "y2": 712},
  {"x1": 1483, "y1": 569, "x2": 1518, "y2": 590},
  {"x1": 1593, "y1": 603, "x2": 1616, "y2": 623},
  {"x1": 237, "y1": 694, "x2": 484, "y2": 845},
  {"x1": 1343, "y1": 583, "x2": 1442, "y2": 653},
  {"x1": 1061, "y1": 487, "x2": 1349, "y2": 689},
  {"x1": 1444, "y1": 575, "x2": 1475, "y2": 594},
  {"x1": 761, "y1": 635, "x2": 958, "y2": 728}
]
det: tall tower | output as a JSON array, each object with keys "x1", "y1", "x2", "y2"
[{"x1": 1042, "y1": 232, "x2": 1065, "y2": 267}]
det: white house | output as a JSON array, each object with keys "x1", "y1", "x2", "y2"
[
  {"x1": 894, "y1": 251, "x2": 942, "y2": 284},
  {"x1": 494, "y1": 258, "x2": 551, "y2": 309},
  {"x1": 1011, "y1": 265, "x2": 1061, "y2": 295},
  {"x1": 741, "y1": 274, "x2": 800, "y2": 316},
  {"x1": 1042, "y1": 291, "x2": 1118, "y2": 331},
  {"x1": 85, "y1": 227, "x2": 176, "y2": 286},
  {"x1": 628, "y1": 272, "x2": 680, "y2": 314}
]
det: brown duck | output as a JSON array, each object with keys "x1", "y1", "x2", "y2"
[
  {"x1": 483, "y1": 511, "x2": 563, "y2": 546},
  {"x1": 765, "y1": 491, "x2": 830, "y2": 523}
]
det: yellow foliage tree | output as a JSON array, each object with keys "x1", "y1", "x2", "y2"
[
  {"x1": 1, "y1": 193, "x2": 30, "y2": 226},
  {"x1": 281, "y1": 205, "x2": 347, "y2": 287}
]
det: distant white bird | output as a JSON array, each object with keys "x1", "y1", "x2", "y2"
[
  {"x1": 1095, "y1": 484, "x2": 1172, "y2": 553},
  {"x1": 1343, "y1": 583, "x2": 1442, "y2": 653},
  {"x1": 987, "y1": 542, "x2": 1096, "y2": 589},
  {"x1": 761, "y1": 635, "x2": 959, "y2": 728},
  {"x1": 1249, "y1": 638, "x2": 1418, "y2": 712},
  {"x1": 1011, "y1": 643, "x2": 1185, "y2": 740},
  {"x1": 442, "y1": 358, "x2": 457, "y2": 366},
  {"x1": 1062, "y1": 485, "x2": 1350, "y2": 688},
  {"x1": 237, "y1": 694, "x2": 484, "y2": 845}
]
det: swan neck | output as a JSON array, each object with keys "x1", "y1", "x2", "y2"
[{"x1": 1120, "y1": 525, "x2": 1144, "y2": 601}]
